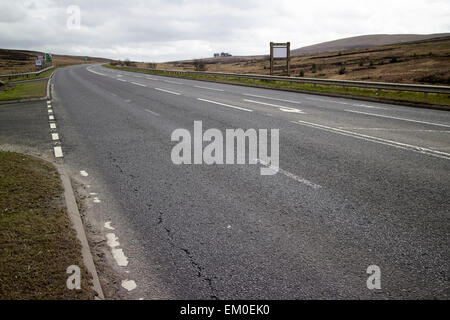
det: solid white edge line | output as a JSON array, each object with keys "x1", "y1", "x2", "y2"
[
  {"x1": 197, "y1": 98, "x2": 253, "y2": 112},
  {"x1": 344, "y1": 109, "x2": 450, "y2": 128},
  {"x1": 291, "y1": 120, "x2": 450, "y2": 161},
  {"x1": 54, "y1": 146, "x2": 63, "y2": 158},
  {"x1": 154, "y1": 88, "x2": 181, "y2": 95}
]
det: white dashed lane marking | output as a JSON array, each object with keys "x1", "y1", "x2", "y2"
[
  {"x1": 256, "y1": 159, "x2": 322, "y2": 189},
  {"x1": 145, "y1": 109, "x2": 160, "y2": 116},
  {"x1": 243, "y1": 99, "x2": 305, "y2": 113},
  {"x1": 51, "y1": 133, "x2": 59, "y2": 140},
  {"x1": 197, "y1": 98, "x2": 252, "y2": 112},
  {"x1": 131, "y1": 82, "x2": 147, "y2": 87},
  {"x1": 80, "y1": 170, "x2": 89, "y2": 177},
  {"x1": 104, "y1": 222, "x2": 115, "y2": 230},
  {"x1": 53, "y1": 146, "x2": 63, "y2": 158},
  {"x1": 194, "y1": 85, "x2": 224, "y2": 92},
  {"x1": 121, "y1": 280, "x2": 137, "y2": 291},
  {"x1": 154, "y1": 87, "x2": 181, "y2": 95}
]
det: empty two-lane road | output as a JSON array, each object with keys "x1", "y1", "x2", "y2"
[{"x1": 51, "y1": 64, "x2": 449, "y2": 299}]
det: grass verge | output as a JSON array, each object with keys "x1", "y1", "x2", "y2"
[
  {"x1": 0, "y1": 152, "x2": 94, "y2": 299},
  {"x1": 105, "y1": 64, "x2": 450, "y2": 107},
  {"x1": 0, "y1": 81, "x2": 47, "y2": 101}
]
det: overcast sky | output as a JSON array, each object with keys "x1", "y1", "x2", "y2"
[{"x1": 1, "y1": 0, "x2": 449, "y2": 62}]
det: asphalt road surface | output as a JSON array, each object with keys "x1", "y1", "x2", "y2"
[{"x1": 45, "y1": 64, "x2": 449, "y2": 299}]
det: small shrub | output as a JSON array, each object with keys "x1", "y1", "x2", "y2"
[
  {"x1": 338, "y1": 66, "x2": 346, "y2": 75},
  {"x1": 311, "y1": 63, "x2": 316, "y2": 73},
  {"x1": 390, "y1": 57, "x2": 398, "y2": 63},
  {"x1": 193, "y1": 60, "x2": 206, "y2": 71},
  {"x1": 147, "y1": 62, "x2": 157, "y2": 69},
  {"x1": 359, "y1": 60, "x2": 364, "y2": 67},
  {"x1": 123, "y1": 59, "x2": 136, "y2": 67},
  {"x1": 299, "y1": 70, "x2": 304, "y2": 77}
]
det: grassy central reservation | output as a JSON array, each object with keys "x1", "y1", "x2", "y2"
[{"x1": 0, "y1": 152, "x2": 93, "y2": 299}]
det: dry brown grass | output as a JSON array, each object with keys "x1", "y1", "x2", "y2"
[
  {"x1": 157, "y1": 37, "x2": 450, "y2": 85},
  {"x1": 0, "y1": 49, "x2": 109, "y2": 75}
]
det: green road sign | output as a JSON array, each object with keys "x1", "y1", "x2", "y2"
[{"x1": 45, "y1": 53, "x2": 52, "y2": 63}]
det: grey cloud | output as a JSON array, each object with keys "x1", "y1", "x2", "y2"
[{"x1": 0, "y1": 0, "x2": 449, "y2": 62}]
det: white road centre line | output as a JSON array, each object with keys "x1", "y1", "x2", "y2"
[
  {"x1": 51, "y1": 133, "x2": 59, "y2": 140},
  {"x1": 291, "y1": 120, "x2": 450, "y2": 161},
  {"x1": 49, "y1": 115, "x2": 54, "y2": 120},
  {"x1": 154, "y1": 87, "x2": 181, "y2": 95},
  {"x1": 131, "y1": 81, "x2": 147, "y2": 87},
  {"x1": 243, "y1": 93, "x2": 302, "y2": 104},
  {"x1": 117, "y1": 78, "x2": 128, "y2": 82},
  {"x1": 93, "y1": 197, "x2": 101, "y2": 203},
  {"x1": 47, "y1": 104, "x2": 52, "y2": 109},
  {"x1": 243, "y1": 99, "x2": 305, "y2": 113},
  {"x1": 344, "y1": 109, "x2": 450, "y2": 128},
  {"x1": 54, "y1": 146, "x2": 63, "y2": 158},
  {"x1": 194, "y1": 85, "x2": 224, "y2": 92},
  {"x1": 145, "y1": 109, "x2": 160, "y2": 116},
  {"x1": 50, "y1": 123, "x2": 56, "y2": 129},
  {"x1": 146, "y1": 77, "x2": 158, "y2": 80},
  {"x1": 47, "y1": 101, "x2": 51, "y2": 105},
  {"x1": 256, "y1": 159, "x2": 322, "y2": 189},
  {"x1": 80, "y1": 170, "x2": 89, "y2": 177},
  {"x1": 48, "y1": 109, "x2": 53, "y2": 114},
  {"x1": 197, "y1": 98, "x2": 253, "y2": 112}
]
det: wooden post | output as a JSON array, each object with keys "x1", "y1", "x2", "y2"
[
  {"x1": 270, "y1": 42, "x2": 274, "y2": 76},
  {"x1": 287, "y1": 42, "x2": 291, "y2": 77}
]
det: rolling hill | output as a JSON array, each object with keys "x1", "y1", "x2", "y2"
[{"x1": 291, "y1": 33, "x2": 450, "y2": 56}]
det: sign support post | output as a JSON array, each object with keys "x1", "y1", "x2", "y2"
[{"x1": 270, "y1": 42, "x2": 291, "y2": 76}]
